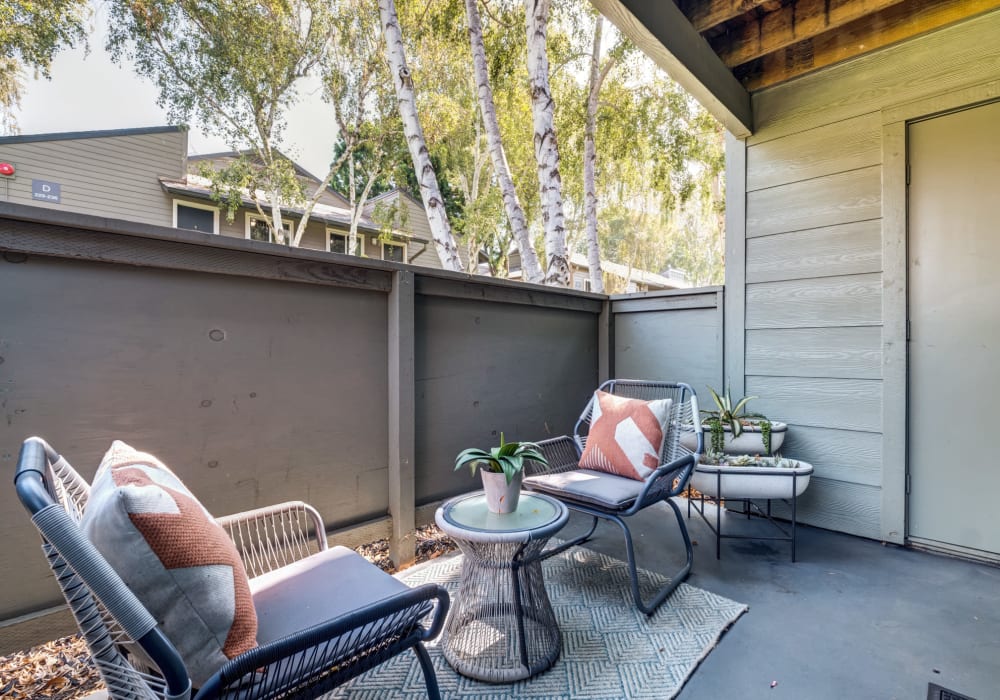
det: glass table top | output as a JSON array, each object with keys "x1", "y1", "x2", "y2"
[{"x1": 442, "y1": 492, "x2": 563, "y2": 534}]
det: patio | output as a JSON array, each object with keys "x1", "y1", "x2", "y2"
[
  {"x1": 51, "y1": 499, "x2": 1000, "y2": 700},
  {"x1": 16, "y1": 497, "x2": 996, "y2": 700},
  {"x1": 566, "y1": 501, "x2": 1000, "y2": 699}
]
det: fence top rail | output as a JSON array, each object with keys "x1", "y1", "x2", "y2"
[
  {"x1": 609, "y1": 286, "x2": 723, "y2": 301},
  {"x1": 0, "y1": 202, "x2": 608, "y2": 309}
]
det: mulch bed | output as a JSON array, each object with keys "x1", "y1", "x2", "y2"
[{"x1": 0, "y1": 525, "x2": 456, "y2": 700}]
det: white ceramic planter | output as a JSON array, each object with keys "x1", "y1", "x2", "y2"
[
  {"x1": 680, "y1": 422, "x2": 787, "y2": 455},
  {"x1": 480, "y1": 470, "x2": 523, "y2": 513},
  {"x1": 690, "y1": 459, "x2": 813, "y2": 500}
]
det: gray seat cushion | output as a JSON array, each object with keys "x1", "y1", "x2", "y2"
[
  {"x1": 524, "y1": 469, "x2": 646, "y2": 511},
  {"x1": 249, "y1": 545, "x2": 409, "y2": 644}
]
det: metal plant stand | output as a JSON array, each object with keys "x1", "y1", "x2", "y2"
[
  {"x1": 435, "y1": 491, "x2": 568, "y2": 682},
  {"x1": 687, "y1": 464, "x2": 813, "y2": 561}
]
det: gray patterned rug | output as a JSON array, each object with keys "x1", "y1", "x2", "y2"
[{"x1": 330, "y1": 543, "x2": 746, "y2": 699}]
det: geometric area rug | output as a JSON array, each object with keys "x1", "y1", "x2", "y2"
[{"x1": 327, "y1": 542, "x2": 747, "y2": 699}]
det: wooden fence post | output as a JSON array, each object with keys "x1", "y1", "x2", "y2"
[
  {"x1": 599, "y1": 298, "x2": 614, "y2": 383},
  {"x1": 388, "y1": 270, "x2": 416, "y2": 566}
]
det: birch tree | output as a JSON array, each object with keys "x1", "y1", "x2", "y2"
[
  {"x1": 325, "y1": 0, "x2": 399, "y2": 256},
  {"x1": 582, "y1": 16, "x2": 627, "y2": 293},
  {"x1": 525, "y1": 0, "x2": 569, "y2": 286},
  {"x1": 465, "y1": 0, "x2": 543, "y2": 283},
  {"x1": 379, "y1": 0, "x2": 464, "y2": 271},
  {"x1": 107, "y1": 0, "x2": 338, "y2": 245}
]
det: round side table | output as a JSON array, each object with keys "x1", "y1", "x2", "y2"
[{"x1": 435, "y1": 491, "x2": 568, "y2": 682}]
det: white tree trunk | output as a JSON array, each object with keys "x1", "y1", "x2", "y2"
[
  {"x1": 271, "y1": 191, "x2": 286, "y2": 245},
  {"x1": 348, "y1": 155, "x2": 359, "y2": 255},
  {"x1": 525, "y1": 0, "x2": 569, "y2": 287},
  {"x1": 466, "y1": 0, "x2": 544, "y2": 284},
  {"x1": 584, "y1": 16, "x2": 613, "y2": 294},
  {"x1": 292, "y1": 147, "x2": 352, "y2": 248},
  {"x1": 379, "y1": 0, "x2": 463, "y2": 272}
]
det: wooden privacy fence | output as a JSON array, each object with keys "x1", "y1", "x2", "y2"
[
  {"x1": 0, "y1": 203, "x2": 724, "y2": 651},
  {"x1": 609, "y1": 287, "x2": 725, "y2": 401}
]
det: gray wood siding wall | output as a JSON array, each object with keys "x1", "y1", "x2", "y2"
[
  {"x1": 0, "y1": 207, "x2": 602, "y2": 627},
  {"x1": 733, "y1": 9, "x2": 1000, "y2": 541},
  {"x1": 611, "y1": 289, "x2": 724, "y2": 401},
  {"x1": 0, "y1": 131, "x2": 187, "y2": 226}
]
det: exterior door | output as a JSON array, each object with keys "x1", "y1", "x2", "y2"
[{"x1": 908, "y1": 100, "x2": 1000, "y2": 562}]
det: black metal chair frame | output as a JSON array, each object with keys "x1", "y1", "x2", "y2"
[
  {"x1": 14, "y1": 437, "x2": 449, "y2": 700},
  {"x1": 525, "y1": 379, "x2": 704, "y2": 615}
]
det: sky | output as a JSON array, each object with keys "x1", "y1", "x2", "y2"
[{"x1": 16, "y1": 1, "x2": 339, "y2": 179}]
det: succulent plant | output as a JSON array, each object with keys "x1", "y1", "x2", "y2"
[{"x1": 454, "y1": 433, "x2": 549, "y2": 485}]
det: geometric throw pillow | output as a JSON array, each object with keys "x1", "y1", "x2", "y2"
[
  {"x1": 81, "y1": 441, "x2": 257, "y2": 686},
  {"x1": 578, "y1": 391, "x2": 672, "y2": 481}
]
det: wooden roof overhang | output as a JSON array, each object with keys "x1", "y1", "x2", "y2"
[{"x1": 592, "y1": 0, "x2": 1000, "y2": 136}]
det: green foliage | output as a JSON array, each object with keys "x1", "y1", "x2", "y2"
[
  {"x1": 1, "y1": 0, "x2": 88, "y2": 133},
  {"x1": 198, "y1": 156, "x2": 304, "y2": 233},
  {"x1": 454, "y1": 433, "x2": 549, "y2": 485},
  {"x1": 701, "y1": 385, "x2": 773, "y2": 455},
  {"x1": 107, "y1": 0, "x2": 336, "y2": 147},
  {"x1": 699, "y1": 453, "x2": 798, "y2": 469},
  {"x1": 107, "y1": 0, "x2": 337, "y2": 239}
]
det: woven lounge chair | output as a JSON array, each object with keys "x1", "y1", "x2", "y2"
[
  {"x1": 524, "y1": 379, "x2": 703, "y2": 615},
  {"x1": 13, "y1": 437, "x2": 449, "y2": 700}
]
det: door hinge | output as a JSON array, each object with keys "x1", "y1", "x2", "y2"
[
  {"x1": 906, "y1": 319, "x2": 911, "y2": 341},
  {"x1": 906, "y1": 162, "x2": 911, "y2": 186},
  {"x1": 905, "y1": 472, "x2": 911, "y2": 495}
]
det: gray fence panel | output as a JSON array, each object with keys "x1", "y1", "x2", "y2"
[
  {"x1": 414, "y1": 293, "x2": 599, "y2": 505},
  {"x1": 612, "y1": 289, "x2": 724, "y2": 401},
  {"x1": 0, "y1": 256, "x2": 389, "y2": 620}
]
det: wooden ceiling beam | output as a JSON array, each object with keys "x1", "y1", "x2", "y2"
[
  {"x1": 680, "y1": 0, "x2": 776, "y2": 33},
  {"x1": 737, "y1": 0, "x2": 1000, "y2": 90},
  {"x1": 713, "y1": 0, "x2": 906, "y2": 67}
]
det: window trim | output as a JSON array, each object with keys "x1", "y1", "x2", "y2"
[
  {"x1": 381, "y1": 240, "x2": 407, "y2": 264},
  {"x1": 245, "y1": 213, "x2": 293, "y2": 243},
  {"x1": 327, "y1": 229, "x2": 365, "y2": 256},
  {"x1": 172, "y1": 199, "x2": 219, "y2": 234}
]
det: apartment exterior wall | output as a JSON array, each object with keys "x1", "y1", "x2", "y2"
[
  {"x1": 0, "y1": 127, "x2": 187, "y2": 227},
  {"x1": 725, "y1": 10, "x2": 1000, "y2": 542}
]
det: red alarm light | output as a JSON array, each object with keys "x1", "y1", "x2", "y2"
[{"x1": 0, "y1": 162, "x2": 14, "y2": 177}]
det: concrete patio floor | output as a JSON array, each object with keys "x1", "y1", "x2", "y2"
[{"x1": 560, "y1": 498, "x2": 1000, "y2": 700}]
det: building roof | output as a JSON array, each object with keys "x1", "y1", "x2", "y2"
[
  {"x1": 363, "y1": 187, "x2": 424, "y2": 209},
  {"x1": 160, "y1": 174, "x2": 428, "y2": 241},
  {"x1": 0, "y1": 125, "x2": 185, "y2": 146},
  {"x1": 188, "y1": 149, "x2": 352, "y2": 208},
  {"x1": 569, "y1": 253, "x2": 688, "y2": 290}
]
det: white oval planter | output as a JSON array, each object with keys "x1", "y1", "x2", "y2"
[
  {"x1": 480, "y1": 470, "x2": 523, "y2": 513},
  {"x1": 680, "y1": 422, "x2": 787, "y2": 455},
  {"x1": 691, "y1": 459, "x2": 813, "y2": 500}
]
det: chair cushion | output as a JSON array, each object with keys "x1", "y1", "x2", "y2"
[
  {"x1": 81, "y1": 441, "x2": 257, "y2": 686},
  {"x1": 578, "y1": 391, "x2": 672, "y2": 481},
  {"x1": 524, "y1": 469, "x2": 645, "y2": 510},
  {"x1": 250, "y1": 545, "x2": 410, "y2": 644}
]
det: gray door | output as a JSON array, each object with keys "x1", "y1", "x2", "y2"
[{"x1": 908, "y1": 101, "x2": 1000, "y2": 562}]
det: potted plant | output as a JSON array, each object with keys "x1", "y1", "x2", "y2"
[
  {"x1": 681, "y1": 385, "x2": 787, "y2": 455},
  {"x1": 454, "y1": 433, "x2": 548, "y2": 514},
  {"x1": 691, "y1": 452, "x2": 813, "y2": 500}
]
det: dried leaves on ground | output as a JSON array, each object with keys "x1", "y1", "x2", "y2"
[
  {"x1": 0, "y1": 525, "x2": 457, "y2": 700},
  {"x1": 0, "y1": 635, "x2": 101, "y2": 700}
]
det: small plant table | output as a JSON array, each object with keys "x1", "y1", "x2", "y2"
[
  {"x1": 687, "y1": 460, "x2": 814, "y2": 561},
  {"x1": 435, "y1": 491, "x2": 568, "y2": 682}
]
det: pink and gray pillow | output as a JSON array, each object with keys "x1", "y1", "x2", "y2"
[
  {"x1": 81, "y1": 441, "x2": 257, "y2": 686},
  {"x1": 578, "y1": 391, "x2": 672, "y2": 481}
]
